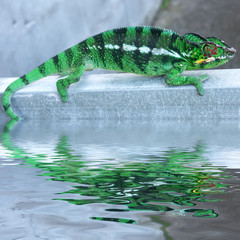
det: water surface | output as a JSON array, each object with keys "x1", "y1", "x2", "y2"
[{"x1": 0, "y1": 120, "x2": 240, "y2": 240}]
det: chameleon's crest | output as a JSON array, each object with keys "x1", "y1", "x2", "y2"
[
  {"x1": 206, "y1": 37, "x2": 230, "y2": 48},
  {"x1": 184, "y1": 33, "x2": 207, "y2": 43}
]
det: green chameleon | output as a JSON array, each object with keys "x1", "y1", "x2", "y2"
[{"x1": 2, "y1": 26, "x2": 236, "y2": 120}]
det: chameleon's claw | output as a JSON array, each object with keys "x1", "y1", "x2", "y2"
[
  {"x1": 59, "y1": 92, "x2": 68, "y2": 102},
  {"x1": 200, "y1": 74, "x2": 209, "y2": 82},
  {"x1": 56, "y1": 81, "x2": 68, "y2": 102},
  {"x1": 61, "y1": 95, "x2": 68, "y2": 103},
  {"x1": 195, "y1": 80, "x2": 204, "y2": 96}
]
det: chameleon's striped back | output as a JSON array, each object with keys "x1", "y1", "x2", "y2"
[{"x1": 83, "y1": 26, "x2": 187, "y2": 75}]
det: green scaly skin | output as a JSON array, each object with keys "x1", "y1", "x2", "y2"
[{"x1": 2, "y1": 26, "x2": 236, "y2": 120}]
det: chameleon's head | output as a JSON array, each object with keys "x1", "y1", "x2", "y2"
[{"x1": 185, "y1": 33, "x2": 236, "y2": 70}]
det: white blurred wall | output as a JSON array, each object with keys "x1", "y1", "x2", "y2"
[{"x1": 0, "y1": 0, "x2": 162, "y2": 77}]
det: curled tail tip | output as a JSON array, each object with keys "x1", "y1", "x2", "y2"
[
  {"x1": 9, "y1": 112, "x2": 20, "y2": 121},
  {"x1": 3, "y1": 105, "x2": 20, "y2": 121},
  {"x1": 7, "y1": 113, "x2": 20, "y2": 121},
  {"x1": 2, "y1": 85, "x2": 21, "y2": 121},
  {"x1": 12, "y1": 116, "x2": 20, "y2": 121}
]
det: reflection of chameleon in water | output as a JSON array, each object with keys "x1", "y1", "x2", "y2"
[
  {"x1": 2, "y1": 26, "x2": 235, "y2": 120},
  {"x1": 0, "y1": 120, "x2": 229, "y2": 225}
]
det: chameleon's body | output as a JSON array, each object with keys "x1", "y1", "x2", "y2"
[{"x1": 2, "y1": 26, "x2": 235, "y2": 120}]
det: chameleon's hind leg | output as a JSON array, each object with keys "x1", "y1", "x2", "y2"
[
  {"x1": 165, "y1": 63, "x2": 208, "y2": 95},
  {"x1": 56, "y1": 65, "x2": 85, "y2": 102}
]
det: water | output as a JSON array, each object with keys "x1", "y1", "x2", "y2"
[{"x1": 0, "y1": 119, "x2": 240, "y2": 240}]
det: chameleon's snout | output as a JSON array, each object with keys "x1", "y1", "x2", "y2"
[{"x1": 227, "y1": 47, "x2": 236, "y2": 57}]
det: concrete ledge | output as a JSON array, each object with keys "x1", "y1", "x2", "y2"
[{"x1": 0, "y1": 69, "x2": 240, "y2": 120}]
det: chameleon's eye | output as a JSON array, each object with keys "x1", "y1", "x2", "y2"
[{"x1": 203, "y1": 43, "x2": 218, "y2": 55}]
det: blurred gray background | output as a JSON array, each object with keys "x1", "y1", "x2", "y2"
[{"x1": 0, "y1": 0, "x2": 239, "y2": 77}]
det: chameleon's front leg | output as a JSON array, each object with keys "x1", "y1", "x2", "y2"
[
  {"x1": 56, "y1": 65, "x2": 86, "y2": 102},
  {"x1": 165, "y1": 63, "x2": 208, "y2": 95}
]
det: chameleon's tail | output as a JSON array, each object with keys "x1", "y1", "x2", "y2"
[
  {"x1": 2, "y1": 76, "x2": 25, "y2": 120},
  {"x1": 2, "y1": 55, "x2": 63, "y2": 120}
]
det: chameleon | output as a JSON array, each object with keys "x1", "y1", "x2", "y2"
[{"x1": 2, "y1": 26, "x2": 236, "y2": 120}]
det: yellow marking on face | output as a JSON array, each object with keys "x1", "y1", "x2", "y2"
[
  {"x1": 195, "y1": 57, "x2": 215, "y2": 65},
  {"x1": 195, "y1": 59, "x2": 205, "y2": 64}
]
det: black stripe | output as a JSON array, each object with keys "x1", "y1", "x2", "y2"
[
  {"x1": 93, "y1": 34, "x2": 106, "y2": 67},
  {"x1": 138, "y1": 28, "x2": 162, "y2": 73},
  {"x1": 132, "y1": 27, "x2": 161, "y2": 73},
  {"x1": 78, "y1": 41, "x2": 91, "y2": 55},
  {"x1": 149, "y1": 28, "x2": 163, "y2": 49},
  {"x1": 161, "y1": 55, "x2": 169, "y2": 64},
  {"x1": 65, "y1": 48, "x2": 74, "y2": 67},
  {"x1": 53, "y1": 55, "x2": 61, "y2": 71},
  {"x1": 3, "y1": 103, "x2": 10, "y2": 111},
  {"x1": 38, "y1": 64, "x2": 46, "y2": 76},
  {"x1": 131, "y1": 27, "x2": 145, "y2": 73},
  {"x1": 21, "y1": 75, "x2": 29, "y2": 85},
  {"x1": 169, "y1": 33, "x2": 180, "y2": 53},
  {"x1": 112, "y1": 28, "x2": 128, "y2": 70},
  {"x1": 5, "y1": 86, "x2": 12, "y2": 93},
  {"x1": 77, "y1": 41, "x2": 91, "y2": 67},
  {"x1": 134, "y1": 27, "x2": 143, "y2": 48},
  {"x1": 113, "y1": 27, "x2": 128, "y2": 43}
]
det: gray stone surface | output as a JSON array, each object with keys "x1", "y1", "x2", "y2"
[
  {"x1": 0, "y1": 0, "x2": 162, "y2": 77},
  {"x1": 0, "y1": 69, "x2": 240, "y2": 120}
]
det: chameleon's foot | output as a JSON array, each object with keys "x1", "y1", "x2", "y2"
[
  {"x1": 56, "y1": 80, "x2": 68, "y2": 102},
  {"x1": 195, "y1": 74, "x2": 209, "y2": 96},
  {"x1": 165, "y1": 73, "x2": 209, "y2": 96},
  {"x1": 56, "y1": 66, "x2": 85, "y2": 102},
  {"x1": 60, "y1": 93, "x2": 68, "y2": 103},
  {"x1": 195, "y1": 80, "x2": 204, "y2": 96},
  {"x1": 200, "y1": 74, "x2": 209, "y2": 81}
]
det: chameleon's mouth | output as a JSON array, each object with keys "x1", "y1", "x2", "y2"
[
  {"x1": 228, "y1": 47, "x2": 236, "y2": 54},
  {"x1": 226, "y1": 47, "x2": 236, "y2": 58},
  {"x1": 195, "y1": 46, "x2": 236, "y2": 65}
]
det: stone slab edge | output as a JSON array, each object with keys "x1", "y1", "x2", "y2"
[{"x1": 0, "y1": 69, "x2": 240, "y2": 120}]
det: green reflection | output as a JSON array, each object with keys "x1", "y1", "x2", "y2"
[{"x1": 0, "y1": 120, "x2": 230, "y2": 225}]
